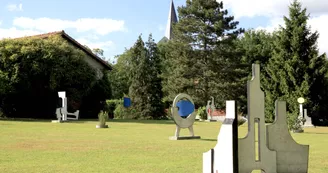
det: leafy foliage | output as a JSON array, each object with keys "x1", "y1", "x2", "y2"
[
  {"x1": 80, "y1": 71, "x2": 112, "y2": 118},
  {"x1": 0, "y1": 35, "x2": 103, "y2": 118},
  {"x1": 237, "y1": 29, "x2": 276, "y2": 116},
  {"x1": 197, "y1": 106, "x2": 207, "y2": 120},
  {"x1": 113, "y1": 102, "x2": 137, "y2": 119},
  {"x1": 108, "y1": 51, "x2": 133, "y2": 99},
  {"x1": 104, "y1": 99, "x2": 123, "y2": 119}
]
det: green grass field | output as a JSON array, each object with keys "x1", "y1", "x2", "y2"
[{"x1": 0, "y1": 119, "x2": 327, "y2": 173}]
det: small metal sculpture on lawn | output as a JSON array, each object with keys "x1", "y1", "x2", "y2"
[
  {"x1": 205, "y1": 96, "x2": 217, "y2": 121},
  {"x1": 169, "y1": 93, "x2": 201, "y2": 140}
]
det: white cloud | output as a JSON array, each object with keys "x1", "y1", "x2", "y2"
[
  {"x1": 218, "y1": 0, "x2": 328, "y2": 54},
  {"x1": 255, "y1": 17, "x2": 284, "y2": 32},
  {"x1": 0, "y1": 27, "x2": 42, "y2": 39},
  {"x1": 221, "y1": 0, "x2": 328, "y2": 19},
  {"x1": 6, "y1": 3, "x2": 23, "y2": 12},
  {"x1": 13, "y1": 17, "x2": 126, "y2": 35},
  {"x1": 308, "y1": 15, "x2": 328, "y2": 54},
  {"x1": 255, "y1": 15, "x2": 328, "y2": 55},
  {"x1": 76, "y1": 37, "x2": 114, "y2": 51}
]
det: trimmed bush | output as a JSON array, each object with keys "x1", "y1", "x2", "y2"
[
  {"x1": 104, "y1": 99, "x2": 123, "y2": 119},
  {"x1": 197, "y1": 106, "x2": 207, "y2": 120}
]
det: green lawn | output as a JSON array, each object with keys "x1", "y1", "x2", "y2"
[{"x1": 0, "y1": 119, "x2": 327, "y2": 173}]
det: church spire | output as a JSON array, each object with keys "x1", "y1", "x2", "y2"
[{"x1": 165, "y1": 0, "x2": 178, "y2": 40}]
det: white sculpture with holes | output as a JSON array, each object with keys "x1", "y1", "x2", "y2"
[{"x1": 56, "y1": 91, "x2": 79, "y2": 122}]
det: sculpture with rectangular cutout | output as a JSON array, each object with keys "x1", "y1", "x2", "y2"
[
  {"x1": 203, "y1": 64, "x2": 309, "y2": 173},
  {"x1": 52, "y1": 91, "x2": 79, "y2": 123}
]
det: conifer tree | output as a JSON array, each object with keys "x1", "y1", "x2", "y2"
[
  {"x1": 129, "y1": 35, "x2": 165, "y2": 119},
  {"x1": 129, "y1": 35, "x2": 152, "y2": 119},
  {"x1": 263, "y1": 0, "x2": 328, "y2": 127},
  {"x1": 163, "y1": 0, "x2": 244, "y2": 108},
  {"x1": 145, "y1": 34, "x2": 165, "y2": 119}
]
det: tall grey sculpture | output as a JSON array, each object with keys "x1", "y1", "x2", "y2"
[{"x1": 203, "y1": 64, "x2": 309, "y2": 173}]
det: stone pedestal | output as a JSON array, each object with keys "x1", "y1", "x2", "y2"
[
  {"x1": 303, "y1": 109, "x2": 314, "y2": 128},
  {"x1": 204, "y1": 119, "x2": 217, "y2": 122},
  {"x1": 96, "y1": 124, "x2": 109, "y2": 128}
]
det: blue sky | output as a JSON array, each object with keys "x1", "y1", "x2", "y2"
[{"x1": 1, "y1": 0, "x2": 327, "y2": 62}]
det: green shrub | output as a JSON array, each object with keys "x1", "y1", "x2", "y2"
[
  {"x1": 79, "y1": 72, "x2": 112, "y2": 119},
  {"x1": 104, "y1": 99, "x2": 123, "y2": 119},
  {"x1": 197, "y1": 106, "x2": 207, "y2": 120},
  {"x1": 113, "y1": 103, "x2": 137, "y2": 119}
]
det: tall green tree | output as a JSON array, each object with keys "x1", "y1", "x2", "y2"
[
  {"x1": 108, "y1": 50, "x2": 133, "y2": 99},
  {"x1": 263, "y1": 0, "x2": 328, "y2": 127},
  {"x1": 237, "y1": 29, "x2": 276, "y2": 114},
  {"x1": 145, "y1": 34, "x2": 165, "y2": 119},
  {"x1": 128, "y1": 35, "x2": 152, "y2": 119},
  {"x1": 129, "y1": 34, "x2": 165, "y2": 119},
  {"x1": 163, "y1": 0, "x2": 244, "y2": 109}
]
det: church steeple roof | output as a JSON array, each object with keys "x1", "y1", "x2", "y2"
[{"x1": 165, "y1": 0, "x2": 178, "y2": 40}]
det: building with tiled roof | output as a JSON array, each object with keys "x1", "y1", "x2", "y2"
[{"x1": 15, "y1": 30, "x2": 112, "y2": 79}]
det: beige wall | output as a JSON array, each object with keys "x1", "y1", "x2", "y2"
[
  {"x1": 66, "y1": 39, "x2": 105, "y2": 79},
  {"x1": 82, "y1": 55, "x2": 104, "y2": 79}
]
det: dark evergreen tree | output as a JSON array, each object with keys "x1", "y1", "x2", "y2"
[
  {"x1": 262, "y1": 0, "x2": 328, "y2": 127},
  {"x1": 129, "y1": 35, "x2": 166, "y2": 119},
  {"x1": 237, "y1": 29, "x2": 276, "y2": 115},
  {"x1": 162, "y1": 0, "x2": 244, "y2": 109},
  {"x1": 108, "y1": 50, "x2": 133, "y2": 99},
  {"x1": 129, "y1": 35, "x2": 151, "y2": 119},
  {"x1": 145, "y1": 34, "x2": 166, "y2": 119}
]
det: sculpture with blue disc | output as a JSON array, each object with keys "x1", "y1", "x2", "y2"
[{"x1": 169, "y1": 93, "x2": 201, "y2": 140}]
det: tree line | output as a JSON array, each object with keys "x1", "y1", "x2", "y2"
[{"x1": 109, "y1": 0, "x2": 328, "y2": 127}]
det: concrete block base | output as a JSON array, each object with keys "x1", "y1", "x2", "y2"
[
  {"x1": 51, "y1": 120, "x2": 62, "y2": 123},
  {"x1": 96, "y1": 124, "x2": 109, "y2": 128},
  {"x1": 292, "y1": 129, "x2": 304, "y2": 133},
  {"x1": 205, "y1": 120, "x2": 217, "y2": 122},
  {"x1": 169, "y1": 136, "x2": 201, "y2": 140}
]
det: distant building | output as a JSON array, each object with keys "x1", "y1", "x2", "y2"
[
  {"x1": 14, "y1": 30, "x2": 112, "y2": 79},
  {"x1": 159, "y1": 0, "x2": 178, "y2": 43}
]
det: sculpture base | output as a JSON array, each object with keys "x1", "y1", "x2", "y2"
[
  {"x1": 205, "y1": 119, "x2": 217, "y2": 122},
  {"x1": 96, "y1": 124, "x2": 109, "y2": 128},
  {"x1": 169, "y1": 136, "x2": 201, "y2": 140},
  {"x1": 292, "y1": 129, "x2": 304, "y2": 133},
  {"x1": 51, "y1": 120, "x2": 63, "y2": 123}
]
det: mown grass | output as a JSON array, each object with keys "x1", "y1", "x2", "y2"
[{"x1": 0, "y1": 119, "x2": 327, "y2": 173}]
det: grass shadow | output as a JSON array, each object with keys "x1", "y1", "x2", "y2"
[
  {"x1": 199, "y1": 138, "x2": 217, "y2": 142},
  {"x1": 0, "y1": 118, "x2": 176, "y2": 125},
  {"x1": 109, "y1": 119, "x2": 175, "y2": 125},
  {"x1": 304, "y1": 132, "x2": 328, "y2": 135},
  {"x1": 0, "y1": 118, "x2": 94, "y2": 124}
]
